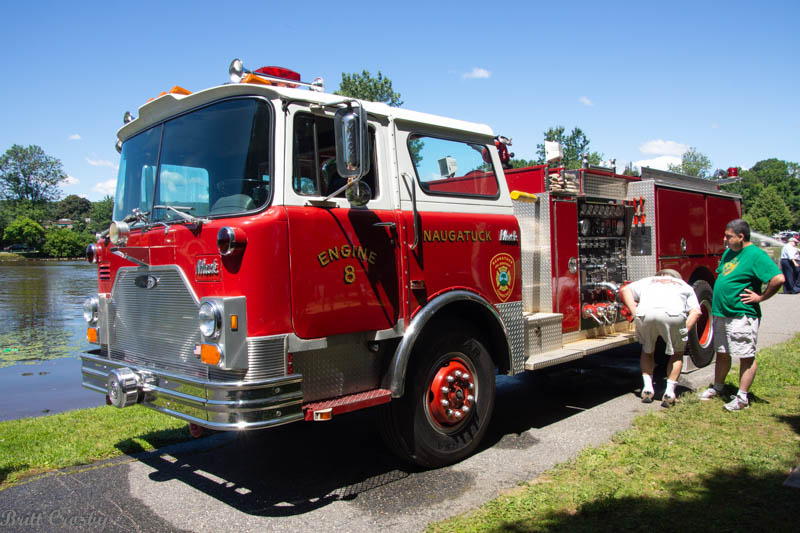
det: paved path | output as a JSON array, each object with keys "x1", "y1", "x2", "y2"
[{"x1": 1, "y1": 296, "x2": 796, "y2": 532}]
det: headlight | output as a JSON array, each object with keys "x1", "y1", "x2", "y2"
[
  {"x1": 109, "y1": 221, "x2": 130, "y2": 246},
  {"x1": 198, "y1": 301, "x2": 222, "y2": 338},
  {"x1": 83, "y1": 295, "x2": 99, "y2": 324}
]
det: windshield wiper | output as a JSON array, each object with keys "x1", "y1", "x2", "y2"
[
  {"x1": 152, "y1": 205, "x2": 209, "y2": 225},
  {"x1": 122, "y1": 208, "x2": 149, "y2": 224}
]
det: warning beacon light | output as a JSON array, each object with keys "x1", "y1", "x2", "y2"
[{"x1": 228, "y1": 58, "x2": 324, "y2": 92}]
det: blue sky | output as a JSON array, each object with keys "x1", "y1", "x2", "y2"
[{"x1": 1, "y1": 0, "x2": 797, "y2": 201}]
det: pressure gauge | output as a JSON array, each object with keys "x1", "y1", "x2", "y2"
[{"x1": 579, "y1": 219, "x2": 591, "y2": 236}]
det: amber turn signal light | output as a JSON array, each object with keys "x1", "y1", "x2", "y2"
[
  {"x1": 87, "y1": 327, "x2": 99, "y2": 344},
  {"x1": 200, "y1": 344, "x2": 222, "y2": 366}
]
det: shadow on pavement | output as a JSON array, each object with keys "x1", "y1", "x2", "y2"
[
  {"x1": 491, "y1": 466, "x2": 798, "y2": 532},
  {"x1": 112, "y1": 345, "x2": 653, "y2": 517}
]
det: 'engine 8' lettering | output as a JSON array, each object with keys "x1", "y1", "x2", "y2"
[{"x1": 317, "y1": 245, "x2": 378, "y2": 268}]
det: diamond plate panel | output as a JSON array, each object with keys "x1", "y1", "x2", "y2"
[
  {"x1": 292, "y1": 336, "x2": 384, "y2": 403},
  {"x1": 496, "y1": 300, "x2": 525, "y2": 374},
  {"x1": 627, "y1": 180, "x2": 658, "y2": 281},
  {"x1": 583, "y1": 173, "x2": 627, "y2": 200},
  {"x1": 513, "y1": 193, "x2": 552, "y2": 314},
  {"x1": 513, "y1": 198, "x2": 537, "y2": 313},
  {"x1": 524, "y1": 313, "x2": 563, "y2": 357}
]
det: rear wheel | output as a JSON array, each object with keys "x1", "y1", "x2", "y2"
[
  {"x1": 687, "y1": 280, "x2": 715, "y2": 367},
  {"x1": 378, "y1": 322, "x2": 496, "y2": 468}
]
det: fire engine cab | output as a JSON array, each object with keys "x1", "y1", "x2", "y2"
[{"x1": 80, "y1": 59, "x2": 741, "y2": 468}]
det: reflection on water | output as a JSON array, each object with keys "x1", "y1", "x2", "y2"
[{"x1": 0, "y1": 261, "x2": 104, "y2": 420}]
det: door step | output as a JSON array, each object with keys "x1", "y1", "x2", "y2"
[
  {"x1": 524, "y1": 332, "x2": 637, "y2": 370},
  {"x1": 303, "y1": 389, "x2": 392, "y2": 421}
]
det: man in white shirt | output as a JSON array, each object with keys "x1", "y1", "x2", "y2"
[
  {"x1": 620, "y1": 269, "x2": 703, "y2": 407},
  {"x1": 779, "y1": 237, "x2": 799, "y2": 294}
]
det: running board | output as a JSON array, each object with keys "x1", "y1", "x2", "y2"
[
  {"x1": 524, "y1": 332, "x2": 638, "y2": 371},
  {"x1": 303, "y1": 389, "x2": 392, "y2": 421}
]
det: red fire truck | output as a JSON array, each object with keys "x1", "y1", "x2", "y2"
[{"x1": 80, "y1": 60, "x2": 741, "y2": 468}]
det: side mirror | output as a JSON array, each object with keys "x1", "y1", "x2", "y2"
[
  {"x1": 345, "y1": 180, "x2": 371, "y2": 207},
  {"x1": 334, "y1": 105, "x2": 370, "y2": 179}
]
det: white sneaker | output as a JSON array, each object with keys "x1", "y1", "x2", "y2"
[
  {"x1": 699, "y1": 386, "x2": 720, "y2": 400},
  {"x1": 724, "y1": 395, "x2": 750, "y2": 411}
]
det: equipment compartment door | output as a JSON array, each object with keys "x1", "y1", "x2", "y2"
[{"x1": 551, "y1": 199, "x2": 579, "y2": 332}]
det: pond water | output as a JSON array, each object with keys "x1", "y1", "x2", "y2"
[{"x1": 0, "y1": 261, "x2": 104, "y2": 421}]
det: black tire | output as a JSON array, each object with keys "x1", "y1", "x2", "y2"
[
  {"x1": 687, "y1": 280, "x2": 715, "y2": 367},
  {"x1": 378, "y1": 321, "x2": 496, "y2": 468}
]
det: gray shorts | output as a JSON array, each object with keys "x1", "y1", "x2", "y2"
[
  {"x1": 712, "y1": 315, "x2": 759, "y2": 359},
  {"x1": 634, "y1": 309, "x2": 688, "y2": 355}
]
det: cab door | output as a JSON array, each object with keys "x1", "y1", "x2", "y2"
[{"x1": 285, "y1": 107, "x2": 401, "y2": 339}]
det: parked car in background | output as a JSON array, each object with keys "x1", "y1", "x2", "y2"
[{"x1": 2, "y1": 244, "x2": 30, "y2": 252}]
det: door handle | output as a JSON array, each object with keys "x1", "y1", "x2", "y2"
[{"x1": 373, "y1": 221, "x2": 396, "y2": 228}]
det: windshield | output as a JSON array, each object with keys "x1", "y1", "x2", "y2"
[{"x1": 113, "y1": 98, "x2": 272, "y2": 224}]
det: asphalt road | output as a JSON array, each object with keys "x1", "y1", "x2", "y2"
[{"x1": 2, "y1": 295, "x2": 797, "y2": 533}]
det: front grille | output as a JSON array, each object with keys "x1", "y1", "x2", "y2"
[
  {"x1": 107, "y1": 266, "x2": 287, "y2": 382},
  {"x1": 109, "y1": 267, "x2": 208, "y2": 379}
]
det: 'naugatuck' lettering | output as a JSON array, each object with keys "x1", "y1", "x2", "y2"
[
  {"x1": 317, "y1": 245, "x2": 378, "y2": 267},
  {"x1": 423, "y1": 229, "x2": 492, "y2": 243}
]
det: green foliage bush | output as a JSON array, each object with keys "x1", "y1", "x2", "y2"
[
  {"x1": 3, "y1": 216, "x2": 44, "y2": 249},
  {"x1": 42, "y1": 228, "x2": 93, "y2": 258}
]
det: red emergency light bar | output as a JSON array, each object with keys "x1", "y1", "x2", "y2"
[
  {"x1": 229, "y1": 58, "x2": 324, "y2": 91},
  {"x1": 727, "y1": 167, "x2": 738, "y2": 178}
]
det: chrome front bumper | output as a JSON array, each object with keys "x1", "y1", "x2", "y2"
[{"x1": 81, "y1": 350, "x2": 304, "y2": 430}]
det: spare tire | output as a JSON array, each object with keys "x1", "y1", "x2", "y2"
[{"x1": 687, "y1": 280, "x2": 715, "y2": 367}]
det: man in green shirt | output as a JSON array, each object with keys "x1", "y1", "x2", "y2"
[{"x1": 699, "y1": 219, "x2": 784, "y2": 411}]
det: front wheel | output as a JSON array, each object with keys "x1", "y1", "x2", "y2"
[
  {"x1": 687, "y1": 280, "x2": 715, "y2": 367},
  {"x1": 378, "y1": 323, "x2": 496, "y2": 468}
]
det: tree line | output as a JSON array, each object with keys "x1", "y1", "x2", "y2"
[{"x1": 0, "y1": 145, "x2": 113, "y2": 258}]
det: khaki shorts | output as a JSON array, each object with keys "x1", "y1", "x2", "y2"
[
  {"x1": 634, "y1": 309, "x2": 688, "y2": 355},
  {"x1": 713, "y1": 315, "x2": 759, "y2": 359}
]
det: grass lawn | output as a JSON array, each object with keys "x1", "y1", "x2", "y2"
[
  {"x1": 430, "y1": 334, "x2": 800, "y2": 532},
  {"x1": 0, "y1": 405, "x2": 190, "y2": 488}
]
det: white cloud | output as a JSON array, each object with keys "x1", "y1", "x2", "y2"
[
  {"x1": 462, "y1": 67, "x2": 491, "y2": 79},
  {"x1": 86, "y1": 157, "x2": 116, "y2": 168},
  {"x1": 93, "y1": 178, "x2": 117, "y2": 196},
  {"x1": 64, "y1": 175, "x2": 79, "y2": 185},
  {"x1": 579, "y1": 96, "x2": 594, "y2": 107},
  {"x1": 638, "y1": 140, "x2": 689, "y2": 157},
  {"x1": 68, "y1": 133, "x2": 82, "y2": 141},
  {"x1": 634, "y1": 155, "x2": 682, "y2": 171}
]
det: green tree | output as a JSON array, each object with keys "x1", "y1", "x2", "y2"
[
  {"x1": 42, "y1": 228, "x2": 92, "y2": 258},
  {"x1": 0, "y1": 144, "x2": 67, "y2": 203},
  {"x1": 535, "y1": 126, "x2": 603, "y2": 169},
  {"x1": 724, "y1": 158, "x2": 800, "y2": 230},
  {"x1": 667, "y1": 147, "x2": 712, "y2": 178},
  {"x1": 743, "y1": 213, "x2": 771, "y2": 235},
  {"x1": 3, "y1": 216, "x2": 45, "y2": 249},
  {"x1": 87, "y1": 195, "x2": 115, "y2": 234},
  {"x1": 747, "y1": 186, "x2": 792, "y2": 235},
  {"x1": 54, "y1": 194, "x2": 92, "y2": 221},
  {"x1": 622, "y1": 162, "x2": 640, "y2": 177},
  {"x1": 335, "y1": 70, "x2": 403, "y2": 106},
  {"x1": 508, "y1": 158, "x2": 539, "y2": 169}
]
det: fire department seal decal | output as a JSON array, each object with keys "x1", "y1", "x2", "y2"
[{"x1": 490, "y1": 253, "x2": 515, "y2": 303}]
